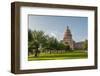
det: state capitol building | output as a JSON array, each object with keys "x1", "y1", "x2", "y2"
[{"x1": 63, "y1": 26, "x2": 85, "y2": 50}]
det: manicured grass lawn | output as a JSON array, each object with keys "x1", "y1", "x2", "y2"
[{"x1": 28, "y1": 50, "x2": 88, "y2": 61}]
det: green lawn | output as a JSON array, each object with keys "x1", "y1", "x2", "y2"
[{"x1": 28, "y1": 50, "x2": 88, "y2": 61}]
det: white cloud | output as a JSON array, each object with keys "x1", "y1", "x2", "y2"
[{"x1": 50, "y1": 32, "x2": 57, "y2": 38}]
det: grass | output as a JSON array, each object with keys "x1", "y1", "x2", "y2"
[{"x1": 28, "y1": 50, "x2": 88, "y2": 61}]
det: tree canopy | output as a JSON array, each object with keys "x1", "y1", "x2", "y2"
[{"x1": 28, "y1": 29, "x2": 70, "y2": 57}]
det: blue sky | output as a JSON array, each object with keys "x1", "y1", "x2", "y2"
[{"x1": 29, "y1": 15, "x2": 88, "y2": 42}]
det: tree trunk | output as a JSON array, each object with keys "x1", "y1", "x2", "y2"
[{"x1": 34, "y1": 48, "x2": 40, "y2": 57}]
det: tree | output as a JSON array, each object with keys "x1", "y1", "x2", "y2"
[
  {"x1": 28, "y1": 29, "x2": 72, "y2": 56},
  {"x1": 28, "y1": 29, "x2": 33, "y2": 55},
  {"x1": 64, "y1": 44, "x2": 70, "y2": 51},
  {"x1": 31, "y1": 30, "x2": 47, "y2": 57},
  {"x1": 28, "y1": 29, "x2": 33, "y2": 42},
  {"x1": 83, "y1": 40, "x2": 88, "y2": 50}
]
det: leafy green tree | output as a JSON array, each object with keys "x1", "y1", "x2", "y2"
[
  {"x1": 28, "y1": 29, "x2": 72, "y2": 56},
  {"x1": 41, "y1": 36, "x2": 59, "y2": 53},
  {"x1": 28, "y1": 29, "x2": 33, "y2": 55},
  {"x1": 83, "y1": 40, "x2": 88, "y2": 50},
  {"x1": 64, "y1": 44, "x2": 70, "y2": 51},
  {"x1": 28, "y1": 29, "x2": 33, "y2": 42},
  {"x1": 31, "y1": 30, "x2": 47, "y2": 57}
]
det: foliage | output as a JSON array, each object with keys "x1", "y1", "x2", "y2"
[
  {"x1": 28, "y1": 29, "x2": 71, "y2": 57},
  {"x1": 28, "y1": 29, "x2": 33, "y2": 42},
  {"x1": 83, "y1": 40, "x2": 88, "y2": 50}
]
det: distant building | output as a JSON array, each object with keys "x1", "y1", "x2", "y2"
[
  {"x1": 63, "y1": 26, "x2": 84, "y2": 50},
  {"x1": 74, "y1": 42, "x2": 84, "y2": 50}
]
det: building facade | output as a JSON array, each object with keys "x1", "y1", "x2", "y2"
[{"x1": 63, "y1": 26, "x2": 84, "y2": 50}]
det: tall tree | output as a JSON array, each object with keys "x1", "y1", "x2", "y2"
[
  {"x1": 28, "y1": 29, "x2": 33, "y2": 55},
  {"x1": 31, "y1": 30, "x2": 47, "y2": 57},
  {"x1": 28, "y1": 29, "x2": 33, "y2": 42},
  {"x1": 83, "y1": 40, "x2": 88, "y2": 50}
]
